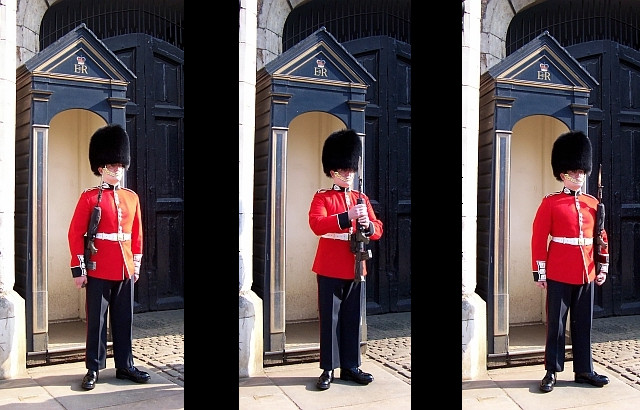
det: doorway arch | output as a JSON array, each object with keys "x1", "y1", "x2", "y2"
[
  {"x1": 14, "y1": 23, "x2": 133, "y2": 358},
  {"x1": 252, "y1": 27, "x2": 373, "y2": 361},
  {"x1": 284, "y1": 112, "x2": 345, "y2": 350},
  {"x1": 47, "y1": 110, "x2": 105, "y2": 325},
  {"x1": 476, "y1": 31, "x2": 597, "y2": 361},
  {"x1": 509, "y1": 116, "x2": 567, "y2": 326}
]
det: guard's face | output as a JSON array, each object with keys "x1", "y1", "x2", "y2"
[
  {"x1": 331, "y1": 169, "x2": 355, "y2": 188},
  {"x1": 100, "y1": 163, "x2": 125, "y2": 184},
  {"x1": 561, "y1": 169, "x2": 585, "y2": 191}
]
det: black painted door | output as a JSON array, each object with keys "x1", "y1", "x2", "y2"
[
  {"x1": 568, "y1": 41, "x2": 640, "y2": 317},
  {"x1": 103, "y1": 34, "x2": 185, "y2": 312},
  {"x1": 344, "y1": 36, "x2": 412, "y2": 314}
]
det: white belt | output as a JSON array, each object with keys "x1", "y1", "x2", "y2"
[
  {"x1": 321, "y1": 233, "x2": 350, "y2": 241},
  {"x1": 95, "y1": 232, "x2": 131, "y2": 241},
  {"x1": 551, "y1": 236, "x2": 593, "y2": 246}
]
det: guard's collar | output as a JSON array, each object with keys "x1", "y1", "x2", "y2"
[
  {"x1": 332, "y1": 184, "x2": 350, "y2": 192},
  {"x1": 563, "y1": 186, "x2": 581, "y2": 196},
  {"x1": 100, "y1": 182, "x2": 120, "y2": 190}
]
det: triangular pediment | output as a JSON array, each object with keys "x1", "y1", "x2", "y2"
[
  {"x1": 262, "y1": 27, "x2": 375, "y2": 87},
  {"x1": 484, "y1": 31, "x2": 598, "y2": 91},
  {"x1": 22, "y1": 23, "x2": 135, "y2": 85}
]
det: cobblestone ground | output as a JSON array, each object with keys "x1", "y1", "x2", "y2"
[
  {"x1": 591, "y1": 315, "x2": 640, "y2": 391},
  {"x1": 131, "y1": 309, "x2": 184, "y2": 387},
  {"x1": 362, "y1": 311, "x2": 640, "y2": 390},
  {"x1": 128, "y1": 309, "x2": 411, "y2": 389},
  {"x1": 364, "y1": 312, "x2": 411, "y2": 385}
]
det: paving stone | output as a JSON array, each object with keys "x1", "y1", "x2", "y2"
[
  {"x1": 365, "y1": 312, "x2": 411, "y2": 385},
  {"x1": 133, "y1": 309, "x2": 412, "y2": 389},
  {"x1": 131, "y1": 309, "x2": 184, "y2": 388},
  {"x1": 592, "y1": 315, "x2": 640, "y2": 390}
]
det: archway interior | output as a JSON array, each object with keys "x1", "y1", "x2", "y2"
[
  {"x1": 47, "y1": 110, "x2": 106, "y2": 350},
  {"x1": 284, "y1": 111, "x2": 345, "y2": 349},
  {"x1": 508, "y1": 115, "x2": 568, "y2": 353}
]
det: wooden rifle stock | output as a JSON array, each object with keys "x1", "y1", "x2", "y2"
[
  {"x1": 84, "y1": 188, "x2": 103, "y2": 271},
  {"x1": 595, "y1": 164, "x2": 607, "y2": 273},
  {"x1": 351, "y1": 179, "x2": 371, "y2": 283}
]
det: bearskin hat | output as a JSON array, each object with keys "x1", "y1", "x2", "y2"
[
  {"x1": 551, "y1": 130, "x2": 592, "y2": 181},
  {"x1": 321, "y1": 129, "x2": 362, "y2": 177},
  {"x1": 88, "y1": 124, "x2": 131, "y2": 176}
]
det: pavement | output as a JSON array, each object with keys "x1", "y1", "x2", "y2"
[
  {"x1": 463, "y1": 314, "x2": 640, "y2": 409},
  {"x1": 8, "y1": 308, "x2": 640, "y2": 409},
  {"x1": 237, "y1": 310, "x2": 640, "y2": 409},
  {"x1": 0, "y1": 309, "x2": 184, "y2": 409},
  {"x1": 238, "y1": 311, "x2": 412, "y2": 409}
]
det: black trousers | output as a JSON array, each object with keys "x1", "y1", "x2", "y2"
[
  {"x1": 316, "y1": 275, "x2": 363, "y2": 371},
  {"x1": 544, "y1": 278, "x2": 594, "y2": 373},
  {"x1": 84, "y1": 276, "x2": 135, "y2": 371}
]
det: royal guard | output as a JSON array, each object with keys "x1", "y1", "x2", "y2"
[
  {"x1": 531, "y1": 130, "x2": 610, "y2": 393},
  {"x1": 308, "y1": 129, "x2": 383, "y2": 390},
  {"x1": 68, "y1": 123, "x2": 150, "y2": 390}
]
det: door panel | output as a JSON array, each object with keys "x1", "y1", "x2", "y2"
[
  {"x1": 344, "y1": 36, "x2": 411, "y2": 314},
  {"x1": 103, "y1": 34, "x2": 185, "y2": 312},
  {"x1": 612, "y1": 45, "x2": 640, "y2": 315},
  {"x1": 569, "y1": 41, "x2": 640, "y2": 316}
]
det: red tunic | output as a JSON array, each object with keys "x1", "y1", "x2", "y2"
[
  {"x1": 531, "y1": 189, "x2": 608, "y2": 285},
  {"x1": 68, "y1": 184, "x2": 143, "y2": 281},
  {"x1": 309, "y1": 186, "x2": 383, "y2": 279}
]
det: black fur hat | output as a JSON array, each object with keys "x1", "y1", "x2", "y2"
[
  {"x1": 551, "y1": 130, "x2": 592, "y2": 181},
  {"x1": 88, "y1": 124, "x2": 131, "y2": 176},
  {"x1": 321, "y1": 129, "x2": 362, "y2": 177}
]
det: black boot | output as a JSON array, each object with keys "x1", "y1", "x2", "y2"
[
  {"x1": 116, "y1": 366, "x2": 150, "y2": 383},
  {"x1": 539, "y1": 370, "x2": 556, "y2": 393},
  {"x1": 575, "y1": 371, "x2": 609, "y2": 387},
  {"x1": 316, "y1": 370, "x2": 334, "y2": 390},
  {"x1": 81, "y1": 370, "x2": 98, "y2": 390},
  {"x1": 340, "y1": 367, "x2": 374, "y2": 385}
]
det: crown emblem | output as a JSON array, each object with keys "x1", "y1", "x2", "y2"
[
  {"x1": 77, "y1": 56, "x2": 86, "y2": 65},
  {"x1": 316, "y1": 59, "x2": 325, "y2": 68},
  {"x1": 539, "y1": 63, "x2": 549, "y2": 72}
]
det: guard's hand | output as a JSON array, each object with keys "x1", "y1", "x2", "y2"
[
  {"x1": 535, "y1": 281, "x2": 547, "y2": 289},
  {"x1": 596, "y1": 272, "x2": 607, "y2": 286},
  {"x1": 74, "y1": 276, "x2": 87, "y2": 289},
  {"x1": 348, "y1": 204, "x2": 367, "y2": 221}
]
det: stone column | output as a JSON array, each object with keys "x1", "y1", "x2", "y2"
[
  {"x1": 0, "y1": 0, "x2": 27, "y2": 380},
  {"x1": 461, "y1": 0, "x2": 487, "y2": 380},
  {"x1": 239, "y1": 0, "x2": 263, "y2": 378}
]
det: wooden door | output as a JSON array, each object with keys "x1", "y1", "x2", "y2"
[
  {"x1": 569, "y1": 41, "x2": 640, "y2": 317},
  {"x1": 344, "y1": 36, "x2": 412, "y2": 314},
  {"x1": 103, "y1": 34, "x2": 185, "y2": 312}
]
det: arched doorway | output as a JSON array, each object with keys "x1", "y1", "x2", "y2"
[
  {"x1": 284, "y1": 112, "x2": 346, "y2": 350},
  {"x1": 507, "y1": 115, "x2": 567, "y2": 353},
  {"x1": 47, "y1": 111, "x2": 107, "y2": 351}
]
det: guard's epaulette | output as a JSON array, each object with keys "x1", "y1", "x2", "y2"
[
  {"x1": 544, "y1": 191, "x2": 562, "y2": 198},
  {"x1": 582, "y1": 192, "x2": 598, "y2": 200},
  {"x1": 120, "y1": 186, "x2": 137, "y2": 194},
  {"x1": 83, "y1": 186, "x2": 102, "y2": 193},
  {"x1": 316, "y1": 188, "x2": 331, "y2": 193}
]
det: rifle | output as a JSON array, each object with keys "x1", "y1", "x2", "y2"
[
  {"x1": 350, "y1": 178, "x2": 372, "y2": 283},
  {"x1": 595, "y1": 164, "x2": 608, "y2": 274},
  {"x1": 84, "y1": 188, "x2": 103, "y2": 272}
]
